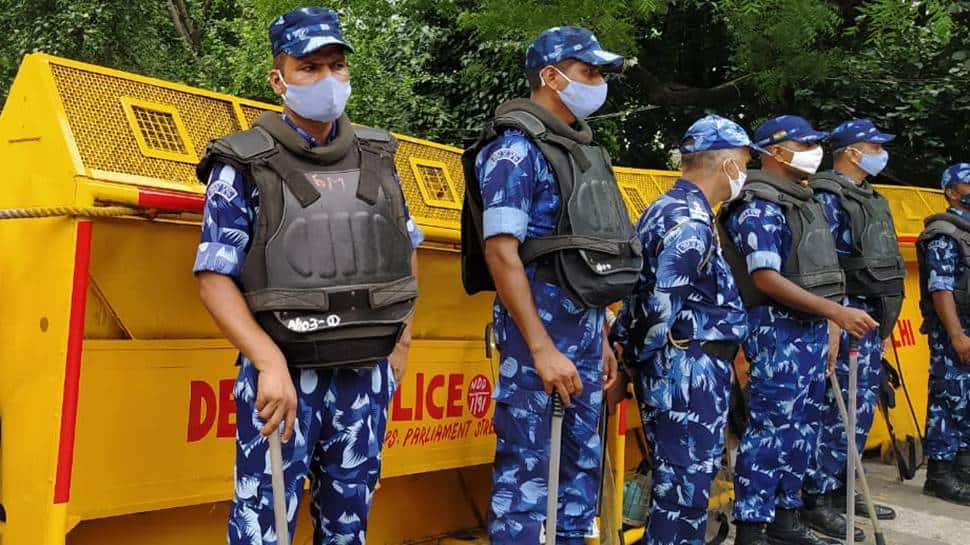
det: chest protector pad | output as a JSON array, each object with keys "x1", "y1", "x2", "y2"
[
  {"x1": 198, "y1": 113, "x2": 416, "y2": 369},
  {"x1": 717, "y1": 171, "x2": 845, "y2": 320},
  {"x1": 917, "y1": 212, "x2": 970, "y2": 332},
  {"x1": 461, "y1": 100, "x2": 642, "y2": 308}
]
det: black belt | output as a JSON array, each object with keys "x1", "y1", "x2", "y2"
[{"x1": 700, "y1": 340, "x2": 740, "y2": 362}]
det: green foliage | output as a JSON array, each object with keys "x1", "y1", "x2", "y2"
[{"x1": 0, "y1": 0, "x2": 967, "y2": 186}]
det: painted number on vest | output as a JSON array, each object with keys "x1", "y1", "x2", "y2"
[
  {"x1": 305, "y1": 172, "x2": 348, "y2": 191},
  {"x1": 285, "y1": 314, "x2": 342, "y2": 332}
]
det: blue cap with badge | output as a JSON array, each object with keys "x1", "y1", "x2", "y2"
[
  {"x1": 828, "y1": 119, "x2": 895, "y2": 150},
  {"x1": 754, "y1": 115, "x2": 828, "y2": 147},
  {"x1": 525, "y1": 26, "x2": 624, "y2": 72},
  {"x1": 942, "y1": 163, "x2": 970, "y2": 189},
  {"x1": 269, "y1": 6, "x2": 353, "y2": 57},
  {"x1": 679, "y1": 114, "x2": 765, "y2": 154}
]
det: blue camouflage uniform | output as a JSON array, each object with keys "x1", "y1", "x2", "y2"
[
  {"x1": 613, "y1": 115, "x2": 752, "y2": 545},
  {"x1": 195, "y1": 112, "x2": 424, "y2": 545},
  {"x1": 804, "y1": 119, "x2": 898, "y2": 496},
  {"x1": 923, "y1": 163, "x2": 970, "y2": 462},
  {"x1": 478, "y1": 127, "x2": 606, "y2": 545},
  {"x1": 727, "y1": 117, "x2": 831, "y2": 523},
  {"x1": 803, "y1": 172, "x2": 884, "y2": 496},
  {"x1": 480, "y1": 26, "x2": 623, "y2": 545}
]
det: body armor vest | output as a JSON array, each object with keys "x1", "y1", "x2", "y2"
[
  {"x1": 717, "y1": 170, "x2": 845, "y2": 319},
  {"x1": 810, "y1": 171, "x2": 905, "y2": 337},
  {"x1": 917, "y1": 212, "x2": 970, "y2": 333},
  {"x1": 460, "y1": 99, "x2": 642, "y2": 308},
  {"x1": 197, "y1": 112, "x2": 417, "y2": 368}
]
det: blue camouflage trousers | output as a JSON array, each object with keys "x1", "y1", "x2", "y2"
[
  {"x1": 228, "y1": 356, "x2": 395, "y2": 545},
  {"x1": 636, "y1": 342, "x2": 733, "y2": 545},
  {"x1": 489, "y1": 283, "x2": 605, "y2": 545},
  {"x1": 804, "y1": 308, "x2": 883, "y2": 496},
  {"x1": 926, "y1": 326, "x2": 970, "y2": 461},
  {"x1": 733, "y1": 313, "x2": 828, "y2": 522}
]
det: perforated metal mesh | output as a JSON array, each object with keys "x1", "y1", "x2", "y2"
[
  {"x1": 415, "y1": 163, "x2": 457, "y2": 204},
  {"x1": 51, "y1": 63, "x2": 243, "y2": 189},
  {"x1": 615, "y1": 170, "x2": 678, "y2": 217},
  {"x1": 130, "y1": 106, "x2": 187, "y2": 154},
  {"x1": 394, "y1": 140, "x2": 465, "y2": 225},
  {"x1": 240, "y1": 104, "x2": 268, "y2": 128}
]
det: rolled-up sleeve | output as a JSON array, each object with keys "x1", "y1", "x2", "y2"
[
  {"x1": 925, "y1": 234, "x2": 960, "y2": 293},
  {"x1": 475, "y1": 130, "x2": 539, "y2": 242},
  {"x1": 727, "y1": 199, "x2": 786, "y2": 274},
  {"x1": 193, "y1": 163, "x2": 254, "y2": 278}
]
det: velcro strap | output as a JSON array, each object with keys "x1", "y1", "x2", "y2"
[
  {"x1": 265, "y1": 153, "x2": 321, "y2": 208},
  {"x1": 245, "y1": 288, "x2": 330, "y2": 312},
  {"x1": 357, "y1": 144, "x2": 383, "y2": 205},
  {"x1": 369, "y1": 276, "x2": 418, "y2": 308},
  {"x1": 841, "y1": 255, "x2": 902, "y2": 271},
  {"x1": 519, "y1": 235, "x2": 625, "y2": 264}
]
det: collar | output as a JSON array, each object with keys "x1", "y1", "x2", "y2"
[
  {"x1": 948, "y1": 207, "x2": 970, "y2": 222},
  {"x1": 831, "y1": 169, "x2": 867, "y2": 187},
  {"x1": 674, "y1": 178, "x2": 714, "y2": 218},
  {"x1": 281, "y1": 112, "x2": 338, "y2": 147}
]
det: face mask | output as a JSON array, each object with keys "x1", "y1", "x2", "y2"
[
  {"x1": 278, "y1": 72, "x2": 351, "y2": 123},
  {"x1": 960, "y1": 193, "x2": 970, "y2": 209},
  {"x1": 545, "y1": 67, "x2": 608, "y2": 121},
  {"x1": 778, "y1": 145, "x2": 823, "y2": 175},
  {"x1": 724, "y1": 159, "x2": 746, "y2": 201},
  {"x1": 851, "y1": 148, "x2": 889, "y2": 177}
]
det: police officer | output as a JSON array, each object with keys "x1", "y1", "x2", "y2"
[
  {"x1": 194, "y1": 7, "x2": 423, "y2": 544},
  {"x1": 719, "y1": 115, "x2": 878, "y2": 545},
  {"x1": 915, "y1": 163, "x2": 970, "y2": 505},
  {"x1": 611, "y1": 114, "x2": 754, "y2": 545},
  {"x1": 802, "y1": 119, "x2": 904, "y2": 530},
  {"x1": 462, "y1": 26, "x2": 640, "y2": 545}
]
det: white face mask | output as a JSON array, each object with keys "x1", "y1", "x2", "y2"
[
  {"x1": 779, "y1": 145, "x2": 823, "y2": 175},
  {"x1": 724, "y1": 159, "x2": 746, "y2": 201}
]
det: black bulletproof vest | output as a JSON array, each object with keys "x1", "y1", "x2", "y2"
[
  {"x1": 197, "y1": 112, "x2": 417, "y2": 368},
  {"x1": 917, "y1": 212, "x2": 970, "y2": 332},
  {"x1": 809, "y1": 172, "x2": 905, "y2": 338},
  {"x1": 717, "y1": 170, "x2": 845, "y2": 319},
  {"x1": 460, "y1": 99, "x2": 642, "y2": 308}
]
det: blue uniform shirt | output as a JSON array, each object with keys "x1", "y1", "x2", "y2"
[
  {"x1": 813, "y1": 172, "x2": 855, "y2": 258},
  {"x1": 924, "y1": 207, "x2": 970, "y2": 295},
  {"x1": 616, "y1": 179, "x2": 748, "y2": 364},
  {"x1": 194, "y1": 114, "x2": 424, "y2": 278}
]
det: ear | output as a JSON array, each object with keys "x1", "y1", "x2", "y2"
[
  {"x1": 541, "y1": 65, "x2": 564, "y2": 92},
  {"x1": 267, "y1": 68, "x2": 286, "y2": 97}
]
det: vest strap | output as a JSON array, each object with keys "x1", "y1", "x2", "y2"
[
  {"x1": 369, "y1": 276, "x2": 418, "y2": 309},
  {"x1": 357, "y1": 143, "x2": 383, "y2": 205},
  {"x1": 519, "y1": 235, "x2": 629, "y2": 264},
  {"x1": 264, "y1": 152, "x2": 321, "y2": 208},
  {"x1": 246, "y1": 288, "x2": 330, "y2": 312}
]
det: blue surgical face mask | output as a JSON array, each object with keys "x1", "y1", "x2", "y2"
[
  {"x1": 278, "y1": 72, "x2": 351, "y2": 123},
  {"x1": 545, "y1": 67, "x2": 608, "y2": 121},
  {"x1": 852, "y1": 147, "x2": 889, "y2": 176}
]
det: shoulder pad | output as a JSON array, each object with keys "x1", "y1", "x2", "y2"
[
  {"x1": 493, "y1": 110, "x2": 547, "y2": 140},
  {"x1": 808, "y1": 175, "x2": 844, "y2": 195},
  {"x1": 214, "y1": 126, "x2": 276, "y2": 160},
  {"x1": 353, "y1": 125, "x2": 399, "y2": 152},
  {"x1": 196, "y1": 127, "x2": 275, "y2": 184},
  {"x1": 685, "y1": 193, "x2": 711, "y2": 222}
]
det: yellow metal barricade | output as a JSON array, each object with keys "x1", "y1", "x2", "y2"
[{"x1": 0, "y1": 53, "x2": 942, "y2": 545}]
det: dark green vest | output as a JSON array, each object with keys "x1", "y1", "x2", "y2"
[
  {"x1": 917, "y1": 212, "x2": 970, "y2": 332},
  {"x1": 460, "y1": 99, "x2": 642, "y2": 308},
  {"x1": 810, "y1": 171, "x2": 904, "y2": 337},
  {"x1": 717, "y1": 170, "x2": 845, "y2": 319},
  {"x1": 197, "y1": 112, "x2": 417, "y2": 368}
]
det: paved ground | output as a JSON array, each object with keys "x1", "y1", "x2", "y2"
[{"x1": 718, "y1": 460, "x2": 970, "y2": 545}]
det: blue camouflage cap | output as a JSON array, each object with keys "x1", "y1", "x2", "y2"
[
  {"x1": 525, "y1": 26, "x2": 624, "y2": 72},
  {"x1": 942, "y1": 163, "x2": 970, "y2": 189},
  {"x1": 679, "y1": 114, "x2": 766, "y2": 155},
  {"x1": 269, "y1": 6, "x2": 353, "y2": 58},
  {"x1": 828, "y1": 118, "x2": 895, "y2": 150},
  {"x1": 754, "y1": 115, "x2": 828, "y2": 147}
]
